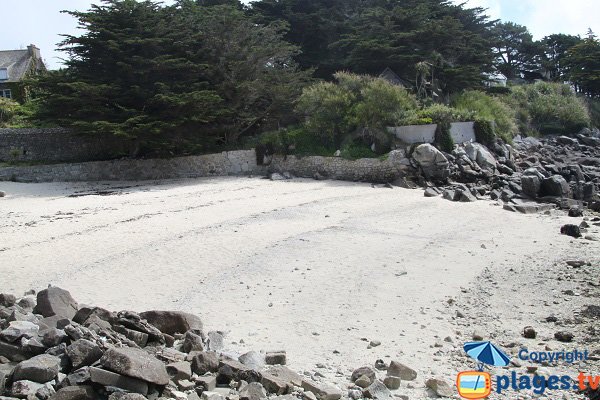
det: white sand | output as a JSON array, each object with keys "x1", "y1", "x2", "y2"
[{"x1": 0, "y1": 178, "x2": 598, "y2": 398}]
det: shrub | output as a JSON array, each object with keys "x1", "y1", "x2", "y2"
[
  {"x1": 473, "y1": 119, "x2": 496, "y2": 146},
  {"x1": 340, "y1": 141, "x2": 377, "y2": 160},
  {"x1": 296, "y1": 72, "x2": 418, "y2": 148},
  {"x1": 418, "y1": 104, "x2": 474, "y2": 125},
  {"x1": 452, "y1": 90, "x2": 517, "y2": 142},
  {"x1": 584, "y1": 97, "x2": 600, "y2": 128},
  {"x1": 0, "y1": 97, "x2": 22, "y2": 127},
  {"x1": 508, "y1": 82, "x2": 590, "y2": 135},
  {"x1": 436, "y1": 121, "x2": 454, "y2": 153}
]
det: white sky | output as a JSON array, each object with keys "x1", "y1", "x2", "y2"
[{"x1": 1, "y1": 0, "x2": 598, "y2": 70}]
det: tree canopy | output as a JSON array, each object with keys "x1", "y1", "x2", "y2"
[{"x1": 36, "y1": 0, "x2": 310, "y2": 154}]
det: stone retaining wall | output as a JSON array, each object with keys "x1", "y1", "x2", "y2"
[
  {"x1": 0, "y1": 128, "x2": 130, "y2": 163},
  {"x1": 0, "y1": 150, "x2": 264, "y2": 182},
  {"x1": 269, "y1": 150, "x2": 414, "y2": 183}
]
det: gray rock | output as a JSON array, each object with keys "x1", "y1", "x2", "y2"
[
  {"x1": 195, "y1": 375, "x2": 217, "y2": 391},
  {"x1": 139, "y1": 311, "x2": 203, "y2": 336},
  {"x1": 0, "y1": 191, "x2": 5, "y2": 198},
  {"x1": 10, "y1": 380, "x2": 44, "y2": 399},
  {"x1": 41, "y1": 328, "x2": 68, "y2": 348},
  {"x1": 424, "y1": 187, "x2": 440, "y2": 197},
  {"x1": 263, "y1": 365, "x2": 303, "y2": 387},
  {"x1": 88, "y1": 367, "x2": 148, "y2": 395},
  {"x1": 34, "y1": 287, "x2": 78, "y2": 320},
  {"x1": 238, "y1": 351, "x2": 264, "y2": 370},
  {"x1": 301, "y1": 380, "x2": 342, "y2": 400},
  {"x1": 166, "y1": 361, "x2": 192, "y2": 381},
  {"x1": 383, "y1": 376, "x2": 400, "y2": 390},
  {"x1": 99, "y1": 347, "x2": 169, "y2": 385},
  {"x1": 387, "y1": 361, "x2": 417, "y2": 381},
  {"x1": 351, "y1": 366, "x2": 376, "y2": 383},
  {"x1": 523, "y1": 326, "x2": 536, "y2": 339},
  {"x1": 0, "y1": 321, "x2": 39, "y2": 343},
  {"x1": 0, "y1": 340, "x2": 33, "y2": 362},
  {"x1": 425, "y1": 378, "x2": 453, "y2": 397},
  {"x1": 554, "y1": 331, "x2": 574, "y2": 343},
  {"x1": 556, "y1": 136, "x2": 578, "y2": 145},
  {"x1": 49, "y1": 385, "x2": 96, "y2": 400},
  {"x1": 206, "y1": 331, "x2": 224, "y2": 351},
  {"x1": 541, "y1": 175, "x2": 570, "y2": 197},
  {"x1": 108, "y1": 393, "x2": 147, "y2": 400},
  {"x1": 190, "y1": 352, "x2": 219, "y2": 375},
  {"x1": 13, "y1": 354, "x2": 61, "y2": 383},
  {"x1": 521, "y1": 175, "x2": 541, "y2": 198},
  {"x1": 66, "y1": 339, "x2": 103, "y2": 369},
  {"x1": 0, "y1": 294, "x2": 16, "y2": 307},
  {"x1": 458, "y1": 189, "x2": 477, "y2": 202},
  {"x1": 363, "y1": 380, "x2": 392, "y2": 400},
  {"x1": 182, "y1": 331, "x2": 204, "y2": 353},
  {"x1": 239, "y1": 382, "x2": 267, "y2": 400},
  {"x1": 261, "y1": 372, "x2": 288, "y2": 395},
  {"x1": 202, "y1": 392, "x2": 224, "y2": 400},
  {"x1": 17, "y1": 296, "x2": 36, "y2": 311},
  {"x1": 355, "y1": 375, "x2": 371, "y2": 388},
  {"x1": 412, "y1": 144, "x2": 450, "y2": 180},
  {"x1": 265, "y1": 351, "x2": 286, "y2": 365}
]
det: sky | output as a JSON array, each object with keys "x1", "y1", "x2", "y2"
[{"x1": 1, "y1": 0, "x2": 599, "y2": 70}]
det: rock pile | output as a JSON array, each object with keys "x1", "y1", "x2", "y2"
[
  {"x1": 414, "y1": 128, "x2": 600, "y2": 215},
  {"x1": 0, "y1": 287, "x2": 430, "y2": 400}
]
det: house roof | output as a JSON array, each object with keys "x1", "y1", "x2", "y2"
[
  {"x1": 0, "y1": 47, "x2": 44, "y2": 83},
  {"x1": 379, "y1": 67, "x2": 413, "y2": 89}
]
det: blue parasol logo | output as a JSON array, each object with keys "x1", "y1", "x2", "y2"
[{"x1": 464, "y1": 341, "x2": 511, "y2": 371}]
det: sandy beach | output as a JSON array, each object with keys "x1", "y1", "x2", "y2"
[{"x1": 0, "y1": 177, "x2": 598, "y2": 399}]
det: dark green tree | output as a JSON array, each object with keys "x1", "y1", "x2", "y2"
[
  {"x1": 540, "y1": 33, "x2": 582, "y2": 82},
  {"x1": 36, "y1": 0, "x2": 310, "y2": 154},
  {"x1": 250, "y1": 0, "x2": 495, "y2": 95},
  {"x1": 565, "y1": 30, "x2": 600, "y2": 97},
  {"x1": 490, "y1": 21, "x2": 541, "y2": 79}
]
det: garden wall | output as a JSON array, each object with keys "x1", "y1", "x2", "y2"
[
  {"x1": 389, "y1": 122, "x2": 476, "y2": 144},
  {"x1": 0, "y1": 128, "x2": 130, "y2": 163},
  {"x1": 0, "y1": 150, "x2": 264, "y2": 182}
]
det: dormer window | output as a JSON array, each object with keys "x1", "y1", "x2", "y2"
[{"x1": 0, "y1": 68, "x2": 8, "y2": 81}]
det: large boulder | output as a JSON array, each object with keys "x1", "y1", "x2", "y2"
[
  {"x1": 66, "y1": 339, "x2": 103, "y2": 369},
  {"x1": 521, "y1": 175, "x2": 541, "y2": 198},
  {"x1": 541, "y1": 175, "x2": 571, "y2": 197},
  {"x1": 465, "y1": 142, "x2": 497, "y2": 171},
  {"x1": 99, "y1": 347, "x2": 169, "y2": 386},
  {"x1": 33, "y1": 287, "x2": 78, "y2": 319},
  {"x1": 12, "y1": 354, "x2": 61, "y2": 383},
  {"x1": 139, "y1": 311, "x2": 202, "y2": 335},
  {"x1": 0, "y1": 321, "x2": 39, "y2": 343},
  {"x1": 411, "y1": 144, "x2": 450, "y2": 180}
]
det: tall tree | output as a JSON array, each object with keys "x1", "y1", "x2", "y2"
[
  {"x1": 251, "y1": 0, "x2": 495, "y2": 95},
  {"x1": 490, "y1": 21, "x2": 541, "y2": 79},
  {"x1": 36, "y1": 0, "x2": 310, "y2": 153},
  {"x1": 540, "y1": 33, "x2": 582, "y2": 82},
  {"x1": 565, "y1": 30, "x2": 600, "y2": 97}
]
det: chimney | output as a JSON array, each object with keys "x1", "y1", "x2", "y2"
[{"x1": 27, "y1": 44, "x2": 40, "y2": 59}]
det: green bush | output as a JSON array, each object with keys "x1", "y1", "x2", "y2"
[
  {"x1": 436, "y1": 121, "x2": 454, "y2": 153},
  {"x1": 452, "y1": 90, "x2": 517, "y2": 142},
  {"x1": 508, "y1": 82, "x2": 590, "y2": 135},
  {"x1": 584, "y1": 97, "x2": 600, "y2": 128},
  {"x1": 418, "y1": 104, "x2": 474, "y2": 125},
  {"x1": 296, "y1": 72, "x2": 418, "y2": 148},
  {"x1": 473, "y1": 119, "x2": 496, "y2": 146},
  {"x1": 0, "y1": 97, "x2": 23, "y2": 127}
]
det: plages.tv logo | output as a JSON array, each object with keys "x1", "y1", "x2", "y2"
[{"x1": 456, "y1": 341, "x2": 511, "y2": 399}]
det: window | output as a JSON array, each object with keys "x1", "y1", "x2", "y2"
[
  {"x1": 0, "y1": 68, "x2": 8, "y2": 81},
  {"x1": 0, "y1": 89, "x2": 11, "y2": 99}
]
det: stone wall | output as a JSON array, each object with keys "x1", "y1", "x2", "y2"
[
  {"x1": 0, "y1": 128, "x2": 130, "y2": 163},
  {"x1": 0, "y1": 150, "x2": 264, "y2": 182},
  {"x1": 269, "y1": 150, "x2": 414, "y2": 183},
  {"x1": 389, "y1": 122, "x2": 476, "y2": 145}
]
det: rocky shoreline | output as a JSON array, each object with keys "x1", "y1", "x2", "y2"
[{"x1": 0, "y1": 287, "x2": 439, "y2": 400}]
